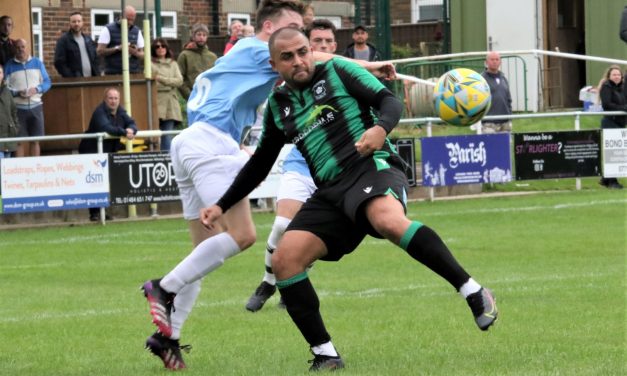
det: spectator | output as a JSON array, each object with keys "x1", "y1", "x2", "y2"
[
  {"x1": 4, "y1": 39, "x2": 51, "y2": 157},
  {"x1": 0, "y1": 15, "x2": 16, "y2": 66},
  {"x1": 79, "y1": 87, "x2": 137, "y2": 220},
  {"x1": 151, "y1": 38, "x2": 183, "y2": 151},
  {"x1": 241, "y1": 24, "x2": 255, "y2": 38},
  {"x1": 480, "y1": 51, "x2": 513, "y2": 133},
  {"x1": 177, "y1": 23, "x2": 217, "y2": 100},
  {"x1": 54, "y1": 12, "x2": 100, "y2": 77},
  {"x1": 343, "y1": 24, "x2": 381, "y2": 61},
  {"x1": 303, "y1": 4, "x2": 315, "y2": 26},
  {"x1": 620, "y1": 5, "x2": 627, "y2": 43},
  {"x1": 597, "y1": 65, "x2": 626, "y2": 189},
  {"x1": 224, "y1": 20, "x2": 243, "y2": 55},
  {"x1": 96, "y1": 5, "x2": 144, "y2": 75},
  {"x1": 0, "y1": 65, "x2": 19, "y2": 158}
]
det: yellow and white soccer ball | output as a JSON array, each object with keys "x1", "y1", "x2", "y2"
[{"x1": 433, "y1": 68, "x2": 492, "y2": 126}]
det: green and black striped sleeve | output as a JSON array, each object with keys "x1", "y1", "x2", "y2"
[
  {"x1": 332, "y1": 58, "x2": 403, "y2": 133},
  {"x1": 216, "y1": 105, "x2": 286, "y2": 213}
]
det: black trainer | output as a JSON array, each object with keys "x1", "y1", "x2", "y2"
[
  {"x1": 142, "y1": 279, "x2": 176, "y2": 337},
  {"x1": 308, "y1": 351, "x2": 345, "y2": 371},
  {"x1": 466, "y1": 287, "x2": 498, "y2": 331},
  {"x1": 145, "y1": 331, "x2": 191, "y2": 370},
  {"x1": 245, "y1": 281, "x2": 276, "y2": 312}
]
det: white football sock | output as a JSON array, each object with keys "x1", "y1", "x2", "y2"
[
  {"x1": 311, "y1": 341, "x2": 338, "y2": 357},
  {"x1": 161, "y1": 232, "x2": 240, "y2": 294},
  {"x1": 262, "y1": 216, "x2": 291, "y2": 285},
  {"x1": 169, "y1": 279, "x2": 202, "y2": 340},
  {"x1": 459, "y1": 278, "x2": 482, "y2": 298}
]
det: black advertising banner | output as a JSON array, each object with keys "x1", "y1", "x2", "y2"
[
  {"x1": 109, "y1": 152, "x2": 180, "y2": 205},
  {"x1": 391, "y1": 138, "x2": 416, "y2": 186},
  {"x1": 514, "y1": 130, "x2": 601, "y2": 180}
]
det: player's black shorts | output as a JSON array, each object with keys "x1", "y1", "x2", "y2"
[{"x1": 287, "y1": 152, "x2": 409, "y2": 261}]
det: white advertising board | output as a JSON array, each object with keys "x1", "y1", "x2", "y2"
[{"x1": 0, "y1": 154, "x2": 110, "y2": 213}]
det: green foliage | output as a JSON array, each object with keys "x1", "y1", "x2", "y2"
[
  {"x1": 0, "y1": 190, "x2": 625, "y2": 375},
  {"x1": 391, "y1": 44, "x2": 421, "y2": 59}
]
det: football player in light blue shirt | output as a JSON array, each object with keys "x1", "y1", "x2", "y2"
[{"x1": 141, "y1": 1, "x2": 306, "y2": 370}]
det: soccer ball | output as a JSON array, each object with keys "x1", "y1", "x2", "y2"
[{"x1": 433, "y1": 68, "x2": 491, "y2": 126}]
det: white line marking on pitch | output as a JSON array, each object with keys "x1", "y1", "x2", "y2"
[{"x1": 0, "y1": 271, "x2": 617, "y2": 324}]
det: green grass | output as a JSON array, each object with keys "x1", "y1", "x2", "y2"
[{"x1": 1, "y1": 189, "x2": 625, "y2": 375}]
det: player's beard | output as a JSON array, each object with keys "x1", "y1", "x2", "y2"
[{"x1": 288, "y1": 68, "x2": 313, "y2": 89}]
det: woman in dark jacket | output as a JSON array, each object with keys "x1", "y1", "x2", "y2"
[{"x1": 597, "y1": 65, "x2": 626, "y2": 189}]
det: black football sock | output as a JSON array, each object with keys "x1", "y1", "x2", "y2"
[
  {"x1": 400, "y1": 221, "x2": 470, "y2": 290},
  {"x1": 276, "y1": 272, "x2": 331, "y2": 347}
]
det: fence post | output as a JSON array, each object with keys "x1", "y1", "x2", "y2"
[
  {"x1": 575, "y1": 112, "x2": 581, "y2": 191},
  {"x1": 427, "y1": 120, "x2": 434, "y2": 201},
  {"x1": 97, "y1": 134, "x2": 106, "y2": 224}
]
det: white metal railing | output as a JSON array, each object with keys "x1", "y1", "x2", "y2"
[
  {"x1": 1, "y1": 111, "x2": 624, "y2": 151},
  {"x1": 389, "y1": 49, "x2": 627, "y2": 66}
]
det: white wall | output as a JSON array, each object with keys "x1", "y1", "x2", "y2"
[{"x1": 486, "y1": 0, "x2": 541, "y2": 112}]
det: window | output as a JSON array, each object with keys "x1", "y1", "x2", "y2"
[
  {"x1": 317, "y1": 16, "x2": 342, "y2": 30},
  {"x1": 411, "y1": 0, "x2": 443, "y2": 23},
  {"x1": 227, "y1": 13, "x2": 251, "y2": 29},
  {"x1": 90, "y1": 9, "x2": 177, "y2": 42},
  {"x1": 32, "y1": 7, "x2": 42, "y2": 60}
]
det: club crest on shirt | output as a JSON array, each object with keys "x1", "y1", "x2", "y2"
[{"x1": 312, "y1": 80, "x2": 327, "y2": 100}]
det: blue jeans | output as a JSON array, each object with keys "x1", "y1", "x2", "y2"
[{"x1": 159, "y1": 119, "x2": 176, "y2": 152}]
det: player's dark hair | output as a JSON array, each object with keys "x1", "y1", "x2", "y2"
[
  {"x1": 256, "y1": 0, "x2": 305, "y2": 30},
  {"x1": 70, "y1": 11, "x2": 82, "y2": 18},
  {"x1": 304, "y1": 18, "x2": 336, "y2": 38}
]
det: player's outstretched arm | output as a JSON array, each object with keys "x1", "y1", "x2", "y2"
[{"x1": 312, "y1": 51, "x2": 396, "y2": 80}]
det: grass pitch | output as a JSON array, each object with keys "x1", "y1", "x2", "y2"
[{"x1": 0, "y1": 188, "x2": 625, "y2": 375}]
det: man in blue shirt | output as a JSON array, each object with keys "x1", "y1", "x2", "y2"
[{"x1": 4, "y1": 39, "x2": 51, "y2": 157}]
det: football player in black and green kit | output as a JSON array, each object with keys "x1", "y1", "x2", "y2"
[{"x1": 201, "y1": 27, "x2": 498, "y2": 371}]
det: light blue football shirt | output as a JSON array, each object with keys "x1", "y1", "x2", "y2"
[
  {"x1": 186, "y1": 37, "x2": 279, "y2": 143},
  {"x1": 283, "y1": 147, "x2": 312, "y2": 177}
]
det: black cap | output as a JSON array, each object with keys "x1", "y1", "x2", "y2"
[{"x1": 353, "y1": 24, "x2": 367, "y2": 32}]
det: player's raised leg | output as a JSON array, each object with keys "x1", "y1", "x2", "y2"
[{"x1": 364, "y1": 194, "x2": 498, "y2": 331}]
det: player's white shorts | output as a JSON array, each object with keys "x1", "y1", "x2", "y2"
[
  {"x1": 276, "y1": 171, "x2": 317, "y2": 203},
  {"x1": 171, "y1": 122, "x2": 249, "y2": 220}
]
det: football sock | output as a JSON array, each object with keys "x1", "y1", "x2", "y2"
[
  {"x1": 311, "y1": 341, "x2": 338, "y2": 357},
  {"x1": 277, "y1": 272, "x2": 331, "y2": 347},
  {"x1": 459, "y1": 278, "x2": 482, "y2": 298},
  {"x1": 161, "y1": 232, "x2": 240, "y2": 293},
  {"x1": 400, "y1": 221, "x2": 471, "y2": 290},
  {"x1": 263, "y1": 216, "x2": 291, "y2": 285},
  {"x1": 170, "y1": 279, "x2": 202, "y2": 340}
]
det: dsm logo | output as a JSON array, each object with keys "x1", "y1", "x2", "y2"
[{"x1": 92, "y1": 158, "x2": 107, "y2": 169}]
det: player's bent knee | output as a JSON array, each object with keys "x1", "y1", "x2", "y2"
[{"x1": 232, "y1": 229, "x2": 257, "y2": 250}]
